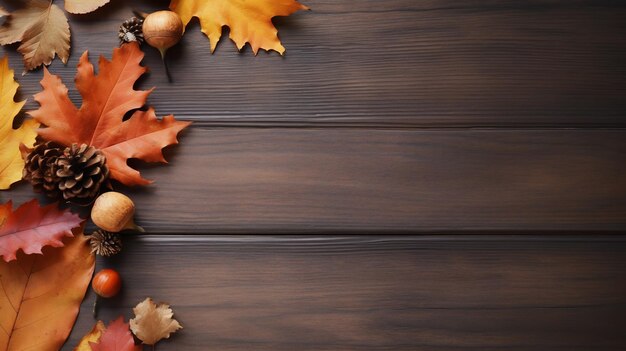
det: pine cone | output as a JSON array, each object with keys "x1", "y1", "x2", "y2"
[
  {"x1": 119, "y1": 17, "x2": 144, "y2": 44},
  {"x1": 23, "y1": 141, "x2": 64, "y2": 198},
  {"x1": 54, "y1": 144, "x2": 110, "y2": 201},
  {"x1": 89, "y1": 230, "x2": 122, "y2": 256}
]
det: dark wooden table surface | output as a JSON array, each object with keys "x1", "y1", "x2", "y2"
[{"x1": 2, "y1": 0, "x2": 626, "y2": 350}]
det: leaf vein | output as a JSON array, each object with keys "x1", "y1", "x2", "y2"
[{"x1": 0, "y1": 275, "x2": 18, "y2": 312}]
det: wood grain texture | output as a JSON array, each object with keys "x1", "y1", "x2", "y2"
[
  {"x1": 0, "y1": 0, "x2": 624, "y2": 350},
  {"x1": 1, "y1": 0, "x2": 625, "y2": 127},
  {"x1": 6, "y1": 128, "x2": 626, "y2": 233},
  {"x1": 62, "y1": 235, "x2": 626, "y2": 350}
]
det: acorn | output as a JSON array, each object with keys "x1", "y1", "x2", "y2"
[
  {"x1": 92, "y1": 269, "x2": 122, "y2": 298},
  {"x1": 91, "y1": 192, "x2": 144, "y2": 233},
  {"x1": 92, "y1": 268, "x2": 122, "y2": 317},
  {"x1": 143, "y1": 10, "x2": 183, "y2": 60}
]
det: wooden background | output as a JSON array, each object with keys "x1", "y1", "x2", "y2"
[{"x1": 1, "y1": 0, "x2": 626, "y2": 349}]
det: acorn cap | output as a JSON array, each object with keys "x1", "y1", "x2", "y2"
[
  {"x1": 89, "y1": 230, "x2": 123, "y2": 257},
  {"x1": 119, "y1": 17, "x2": 144, "y2": 44}
]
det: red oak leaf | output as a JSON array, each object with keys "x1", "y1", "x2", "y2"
[
  {"x1": 29, "y1": 42, "x2": 191, "y2": 186},
  {"x1": 0, "y1": 199, "x2": 82, "y2": 262},
  {"x1": 90, "y1": 316, "x2": 142, "y2": 351}
]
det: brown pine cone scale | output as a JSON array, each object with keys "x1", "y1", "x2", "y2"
[
  {"x1": 23, "y1": 141, "x2": 64, "y2": 198},
  {"x1": 55, "y1": 144, "x2": 110, "y2": 201},
  {"x1": 119, "y1": 17, "x2": 144, "y2": 44},
  {"x1": 23, "y1": 142, "x2": 110, "y2": 202},
  {"x1": 89, "y1": 230, "x2": 123, "y2": 257}
]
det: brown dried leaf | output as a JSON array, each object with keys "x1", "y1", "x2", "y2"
[
  {"x1": 0, "y1": 1, "x2": 70, "y2": 70},
  {"x1": 0, "y1": 2, "x2": 46, "y2": 45},
  {"x1": 65, "y1": 0, "x2": 111, "y2": 14},
  {"x1": 130, "y1": 297, "x2": 182, "y2": 345}
]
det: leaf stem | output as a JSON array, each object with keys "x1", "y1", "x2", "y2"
[
  {"x1": 160, "y1": 49, "x2": 172, "y2": 83},
  {"x1": 93, "y1": 296, "x2": 99, "y2": 318}
]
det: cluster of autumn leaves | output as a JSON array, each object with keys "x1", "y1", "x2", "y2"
[
  {"x1": 0, "y1": 43, "x2": 187, "y2": 350},
  {"x1": 0, "y1": 0, "x2": 309, "y2": 71},
  {"x1": 0, "y1": 0, "x2": 309, "y2": 349},
  {"x1": 76, "y1": 298, "x2": 182, "y2": 351},
  {"x1": 0, "y1": 41, "x2": 192, "y2": 193}
]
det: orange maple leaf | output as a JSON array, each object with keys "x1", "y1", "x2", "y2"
[{"x1": 29, "y1": 42, "x2": 191, "y2": 186}]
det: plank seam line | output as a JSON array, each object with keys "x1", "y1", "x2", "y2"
[{"x1": 127, "y1": 235, "x2": 626, "y2": 244}]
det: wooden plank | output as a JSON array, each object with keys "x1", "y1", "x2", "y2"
[
  {"x1": 5, "y1": 128, "x2": 625, "y2": 233},
  {"x1": 1, "y1": 0, "x2": 625, "y2": 127},
  {"x1": 63, "y1": 235, "x2": 626, "y2": 350}
]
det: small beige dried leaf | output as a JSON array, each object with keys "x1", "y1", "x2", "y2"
[
  {"x1": 0, "y1": 1, "x2": 70, "y2": 70},
  {"x1": 65, "y1": 0, "x2": 111, "y2": 14},
  {"x1": 130, "y1": 298, "x2": 182, "y2": 345}
]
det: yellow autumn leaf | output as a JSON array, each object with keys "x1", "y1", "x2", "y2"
[
  {"x1": 170, "y1": 0, "x2": 309, "y2": 55},
  {"x1": 0, "y1": 56, "x2": 38, "y2": 190},
  {"x1": 73, "y1": 321, "x2": 106, "y2": 351}
]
